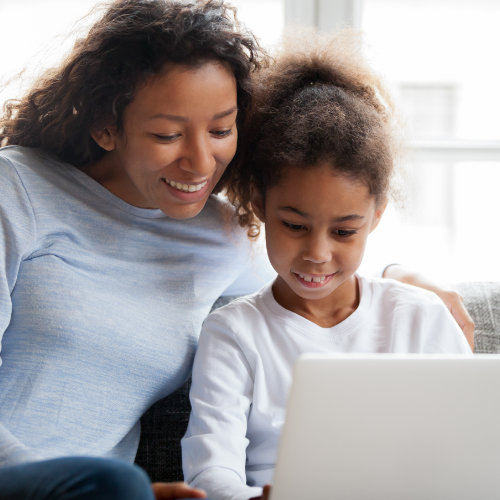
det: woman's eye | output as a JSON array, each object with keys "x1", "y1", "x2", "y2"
[
  {"x1": 282, "y1": 221, "x2": 305, "y2": 231},
  {"x1": 153, "y1": 133, "x2": 179, "y2": 142},
  {"x1": 211, "y1": 129, "x2": 233, "y2": 138}
]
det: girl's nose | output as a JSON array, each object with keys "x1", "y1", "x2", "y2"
[{"x1": 302, "y1": 232, "x2": 332, "y2": 264}]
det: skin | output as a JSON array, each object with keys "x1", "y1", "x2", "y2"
[
  {"x1": 87, "y1": 61, "x2": 238, "y2": 219},
  {"x1": 152, "y1": 482, "x2": 206, "y2": 499},
  {"x1": 252, "y1": 163, "x2": 385, "y2": 327}
]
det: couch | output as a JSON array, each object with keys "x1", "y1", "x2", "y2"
[{"x1": 134, "y1": 282, "x2": 500, "y2": 482}]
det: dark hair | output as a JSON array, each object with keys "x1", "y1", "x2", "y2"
[
  {"x1": 227, "y1": 29, "x2": 397, "y2": 237},
  {"x1": 0, "y1": 0, "x2": 263, "y2": 171}
]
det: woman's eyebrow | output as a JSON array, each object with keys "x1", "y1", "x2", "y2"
[
  {"x1": 213, "y1": 106, "x2": 238, "y2": 119},
  {"x1": 148, "y1": 106, "x2": 238, "y2": 122}
]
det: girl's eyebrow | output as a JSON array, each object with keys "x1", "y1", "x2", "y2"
[
  {"x1": 148, "y1": 106, "x2": 238, "y2": 122},
  {"x1": 279, "y1": 206, "x2": 364, "y2": 222}
]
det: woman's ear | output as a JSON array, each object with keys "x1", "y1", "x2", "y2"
[
  {"x1": 90, "y1": 126, "x2": 118, "y2": 152},
  {"x1": 370, "y1": 199, "x2": 387, "y2": 233},
  {"x1": 250, "y1": 184, "x2": 266, "y2": 223}
]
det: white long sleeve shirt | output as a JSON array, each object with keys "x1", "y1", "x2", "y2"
[{"x1": 182, "y1": 275, "x2": 472, "y2": 500}]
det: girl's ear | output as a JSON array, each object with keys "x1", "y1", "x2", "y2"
[
  {"x1": 369, "y1": 199, "x2": 387, "y2": 233},
  {"x1": 90, "y1": 126, "x2": 118, "y2": 152},
  {"x1": 250, "y1": 184, "x2": 266, "y2": 223}
]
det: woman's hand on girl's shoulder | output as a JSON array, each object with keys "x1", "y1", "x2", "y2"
[
  {"x1": 152, "y1": 482, "x2": 206, "y2": 499},
  {"x1": 383, "y1": 264, "x2": 475, "y2": 350}
]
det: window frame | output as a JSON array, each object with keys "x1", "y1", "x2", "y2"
[{"x1": 284, "y1": 0, "x2": 500, "y2": 165}]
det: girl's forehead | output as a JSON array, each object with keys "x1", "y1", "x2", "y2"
[
  {"x1": 268, "y1": 164, "x2": 375, "y2": 209},
  {"x1": 276, "y1": 163, "x2": 367, "y2": 191}
]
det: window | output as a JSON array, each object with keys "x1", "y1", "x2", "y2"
[
  {"x1": 360, "y1": 0, "x2": 500, "y2": 281},
  {"x1": 0, "y1": 0, "x2": 285, "y2": 104},
  {"x1": 2, "y1": 0, "x2": 498, "y2": 281}
]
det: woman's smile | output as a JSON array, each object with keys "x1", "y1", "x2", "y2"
[{"x1": 162, "y1": 178, "x2": 209, "y2": 193}]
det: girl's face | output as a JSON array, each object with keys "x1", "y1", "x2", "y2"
[
  {"x1": 252, "y1": 163, "x2": 385, "y2": 318},
  {"x1": 89, "y1": 61, "x2": 238, "y2": 219}
]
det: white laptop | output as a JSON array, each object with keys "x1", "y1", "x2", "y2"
[{"x1": 270, "y1": 353, "x2": 500, "y2": 500}]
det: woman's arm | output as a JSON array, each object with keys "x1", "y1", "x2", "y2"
[
  {"x1": 0, "y1": 154, "x2": 40, "y2": 466},
  {"x1": 383, "y1": 264, "x2": 475, "y2": 350}
]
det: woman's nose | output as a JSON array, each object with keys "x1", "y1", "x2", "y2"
[{"x1": 180, "y1": 136, "x2": 216, "y2": 177}]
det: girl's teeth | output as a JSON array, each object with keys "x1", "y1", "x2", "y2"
[{"x1": 299, "y1": 274, "x2": 326, "y2": 283}]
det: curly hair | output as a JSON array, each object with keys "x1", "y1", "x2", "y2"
[
  {"x1": 0, "y1": 0, "x2": 264, "y2": 172},
  {"x1": 227, "y1": 29, "x2": 398, "y2": 238}
]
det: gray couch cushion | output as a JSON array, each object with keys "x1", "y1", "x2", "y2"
[{"x1": 455, "y1": 281, "x2": 500, "y2": 353}]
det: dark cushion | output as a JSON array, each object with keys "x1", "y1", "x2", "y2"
[
  {"x1": 135, "y1": 283, "x2": 500, "y2": 481},
  {"x1": 134, "y1": 379, "x2": 191, "y2": 482}
]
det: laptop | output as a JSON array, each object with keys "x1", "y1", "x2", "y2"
[{"x1": 270, "y1": 353, "x2": 500, "y2": 500}]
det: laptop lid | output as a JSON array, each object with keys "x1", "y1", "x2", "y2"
[{"x1": 270, "y1": 353, "x2": 500, "y2": 500}]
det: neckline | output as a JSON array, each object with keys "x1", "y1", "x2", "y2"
[
  {"x1": 62, "y1": 159, "x2": 167, "y2": 219},
  {"x1": 262, "y1": 274, "x2": 367, "y2": 336}
]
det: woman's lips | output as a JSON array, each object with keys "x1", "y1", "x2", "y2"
[{"x1": 162, "y1": 178, "x2": 208, "y2": 193}]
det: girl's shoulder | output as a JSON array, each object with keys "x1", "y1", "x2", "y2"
[
  {"x1": 359, "y1": 274, "x2": 443, "y2": 309},
  {"x1": 204, "y1": 281, "x2": 274, "y2": 326}
]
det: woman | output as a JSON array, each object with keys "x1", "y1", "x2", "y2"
[{"x1": 0, "y1": 0, "x2": 472, "y2": 499}]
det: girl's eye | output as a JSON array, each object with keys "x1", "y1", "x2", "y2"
[
  {"x1": 334, "y1": 229, "x2": 357, "y2": 237},
  {"x1": 282, "y1": 221, "x2": 305, "y2": 231},
  {"x1": 211, "y1": 129, "x2": 233, "y2": 138}
]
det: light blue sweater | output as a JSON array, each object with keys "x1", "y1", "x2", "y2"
[{"x1": 0, "y1": 146, "x2": 271, "y2": 467}]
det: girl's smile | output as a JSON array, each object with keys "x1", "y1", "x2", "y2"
[{"x1": 293, "y1": 271, "x2": 336, "y2": 288}]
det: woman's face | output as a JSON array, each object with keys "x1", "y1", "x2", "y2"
[{"x1": 89, "y1": 61, "x2": 238, "y2": 219}]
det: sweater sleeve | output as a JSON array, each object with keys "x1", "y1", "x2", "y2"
[
  {"x1": 220, "y1": 235, "x2": 275, "y2": 298},
  {"x1": 0, "y1": 154, "x2": 41, "y2": 466},
  {"x1": 182, "y1": 312, "x2": 262, "y2": 500}
]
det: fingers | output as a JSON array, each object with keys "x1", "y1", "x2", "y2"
[
  {"x1": 262, "y1": 484, "x2": 272, "y2": 500},
  {"x1": 249, "y1": 484, "x2": 272, "y2": 500},
  {"x1": 447, "y1": 291, "x2": 475, "y2": 351},
  {"x1": 152, "y1": 481, "x2": 206, "y2": 499}
]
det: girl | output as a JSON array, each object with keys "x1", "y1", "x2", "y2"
[{"x1": 181, "y1": 30, "x2": 472, "y2": 500}]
